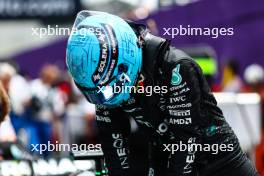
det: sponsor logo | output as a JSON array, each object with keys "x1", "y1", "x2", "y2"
[
  {"x1": 170, "y1": 82, "x2": 187, "y2": 91},
  {"x1": 112, "y1": 134, "x2": 129, "y2": 169},
  {"x1": 169, "y1": 118, "x2": 192, "y2": 125},
  {"x1": 169, "y1": 95, "x2": 186, "y2": 103},
  {"x1": 171, "y1": 64, "x2": 182, "y2": 86},
  {"x1": 90, "y1": 23, "x2": 119, "y2": 85},
  {"x1": 169, "y1": 110, "x2": 191, "y2": 116},
  {"x1": 167, "y1": 103, "x2": 192, "y2": 109},
  {"x1": 96, "y1": 115, "x2": 111, "y2": 123},
  {"x1": 99, "y1": 24, "x2": 119, "y2": 85},
  {"x1": 90, "y1": 25, "x2": 110, "y2": 84},
  {"x1": 172, "y1": 87, "x2": 190, "y2": 96},
  {"x1": 183, "y1": 138, "x2": 196, "y2": 174}
]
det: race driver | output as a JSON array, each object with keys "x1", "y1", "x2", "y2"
[{"x1": 66, "y1": 11, "x2": 259, "y2": 176}]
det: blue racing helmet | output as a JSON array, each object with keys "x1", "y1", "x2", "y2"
[{"x1": 66, "y1": 11, "x2": 142, "y2": 107}]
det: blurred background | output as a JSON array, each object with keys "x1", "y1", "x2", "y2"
[{"x1": 0, "y1": 0, "x2": 264, "y2": 175}]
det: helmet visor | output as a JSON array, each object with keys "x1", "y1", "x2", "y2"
[{"x1": 72, "y1": 11, "x2": 108, "y2": 31}]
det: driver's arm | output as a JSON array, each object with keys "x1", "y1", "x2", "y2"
[{"x1": 95, "y1": 105, "x2": 131, "y2": 176}]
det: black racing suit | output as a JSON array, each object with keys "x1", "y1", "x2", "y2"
[{"x1": 95, "y1": 28, "x2": 258, "y2": 176}]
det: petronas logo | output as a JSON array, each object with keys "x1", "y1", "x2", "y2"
[{"x1": 171, "y1": 64, "x2": 182, "y2": 86}]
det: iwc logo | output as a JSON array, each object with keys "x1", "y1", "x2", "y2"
[{"x1": 171, "y1": 64, "x2": 182, "y2": 86}]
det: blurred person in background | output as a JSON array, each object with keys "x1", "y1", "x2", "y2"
[
  {"x1": 64, "y1": 89, "x2": 97, "y2": 146},
  {"x1": 0, "y1": 82, "x2": 9, "y2": 123},
  {"x1": 29, "y1": 64, "x2": 65, "y2": 155},
  {"x1": 7, "y1": 63, "x2": 55, "y2": 155},
  {"x1": 146, "y1": 19, "x2": 159, "y2": 35},
  {"x1": 57, "y1": 73, "x2": 98, "y2": 148},
  {"x1": 243, "y1": 64, "x2": 264, "y2": 93},
  {"x1": 0, "y1": 63, "x2": 16, "y2": 93},
  {"x1": 0, "y1": 63, "x2": 17, "y2": 142},
  {"x1": 5, "y1": 61, "x2": 97, "y2": 157},
  {"x1": 55, "y1": 72, "x2": 75, "y2": 147},
  {"x1": 221, "y1": 59, "x2": 243, "y2": 92},
  {"x1": 243, "y1": 64, "x2": 264, "y2": 175},
  {"x1": 79, "y1": 94, "x2": 98, "y2": 145},
  {"x1": 7, "y1": 61, "x2": 96, "y2": 157}
]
